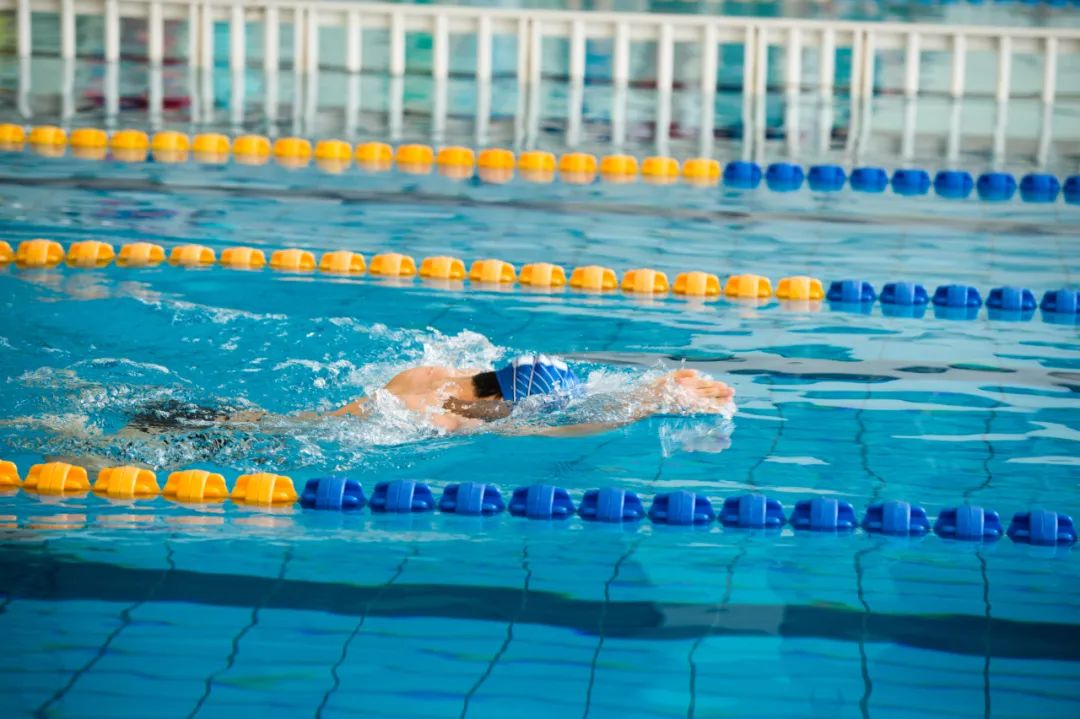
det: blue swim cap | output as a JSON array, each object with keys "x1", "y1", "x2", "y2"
[{"x1": 494, "y1": 355, "x2": 581, "y2": 402}]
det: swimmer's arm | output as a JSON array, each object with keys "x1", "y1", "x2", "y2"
[{"x1": 503, "y1": 371, "x2": 735, "y2": 438}]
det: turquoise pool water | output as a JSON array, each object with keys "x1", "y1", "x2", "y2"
[{"x1": 0, "y1": 146, "x2": 1078, "y2": 717}]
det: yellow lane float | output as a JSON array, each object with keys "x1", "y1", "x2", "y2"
[
  {"x1": 24, "y1": 462, "x2": 90, "y2": 494},
  {"x1": 0, "y1": 123, "x2": 25, "y2": 145},
  {"x1": 231, "y1": 473, "x2": 297, "y2": 505},
  {"x1": 776, "y1": 276, "x2": 825, "y2": 301},
  {"x1": 519, "y1": 262, "x2": 567, "y2": 289},
  {"x1": 356, "y1": 142, "x2": 393, "y2": 171},
  {"x1": 673, "y1": 271, "x2": 722, "y2": 297},
  {"x1": 642, "y1": 156, "x2": 680, "y2": 184},
  {"x1": 118, "y1": 242, "x2": 166, "y2": 267},
  {"x1": 66, "y1": 240, "x2": 115, "y2": 268},
  {"x1": 470, "y1": 259, "x2": 516, "y2": 284},
  {"x1": 369, "y1": 252, "x2": 417, "y2": 277},
  {"x1": 682, "y1": 158, "x2": 721, "y2": 185},
  {"x1": 270, "y1": 248, "x2": 317, "y2": 272},
  {"x1": 724, "y1": 274, "x2": 773, "y2": 299},
  {"x1": 164, "y1": 469, "x2": 229, "y2": 502},
  {"x1": 0, "y1": 460, "x2": 20, "y2": 488},
  {"x1": 519, "y1": 150, "x2": 556, "y2": 183},
  {"x1": 420, "y1": 256, "x2": 467, "y2": 280},
  {"x1": 319, "y1": 250, "x2": 366, "y2": 274},
  {"x1": 396, "y1": 144, "x2": 434, "y2": 174},
  {"x1": 0, "y1": 240, "x2": 13, "y2": 264},
  {"x1": 193, "y1": 133, "x2": 230, "y2": 163},
  {"x1": 570, "y1": 265, "x2": 618, "y2": 291},
  {"x1": 168, "y1": 244, "x2": 216, "y2": 267},
  {"x1": 220, "y1": 246, "x2": 267, "y2": 270},
  {"x1": 600, "y1": 154, "x2": 638, "y2": 182},
  {"x1": 234, "y1": 134, "x2": 271, "y2": 164},
  {"x1": 93, "y1": 466, "x2": 160, "y2": 499},
  {"x1": 622, "y1": 268, "x2": 670, "y2": 294},
  {"x1": 16, "y1": 239, "x2": 65, "y2": 268},
  {"x1": 70, "y1": 128, "x2": 108, "y2": 149}
]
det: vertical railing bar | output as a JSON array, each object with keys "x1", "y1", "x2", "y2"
[
  {"x1": 996, "y1": 34, "x2": 1012, "y2": 104},
  {"x1": 476, "y1": 15, "x2": 491, "y2": 146},
  {"x1": 950, "y1": 34, "x2": 966, "y2": 99},
  {"x1": 1042, "y1": 36, "x2": 1058, "y2": 105},
  {"x1": 188, "y1": 2, "x2": 199, "y2": 67},
  {"x1": 433, "y1": 13, "x2": 449, "y2": 80},
  {"x1": 201, "y1": 1, "x2": 213, "y2": 124},
  {"x1": 390, "y1": 12, "x2": 405, "y2": 76},
  {"x1": 477, "y1": 15, "x2": 492, "y2": 83},
  {"x1": 904, "y1": 32, "x2": 920, "y2": 99},
  {"x1": 200, "y1": 1, "x2": 213, "y2": 71},
  {"x1": 105, "y1": 0, "x2": 120, "y2": 63},
  {"x1": 230, "y1": 4, "x2": 245, "y2": 72},
  {"x1": 785, "y1": 27, "x2": 801, "y2": 95},
  {"x1": 265, "y1": 6, "x2": 280, "y2": 74},
  {"x1": 613, "y1": 21, "x2": 629, "y2": 87},
  {"x1": 17, "y1": 0, "x2": 31, "y2": 59},
  {"x1": 307, "y1": 6, "x2": 319, "y2": 74},
  {"x1": 61, "y1": 0, "x2": 76, "y2": 61},
  {"x1": 657, "y1": 22, "x2": 673, "y2": 94},
  {"x1": 569, "y1": 19, "x2": 585, "y2": 84},
  {"x1": 700, "y1": 23, "x2": 717, "y2": 96},
  {"x1": 861, "y1": 30, "x2": 875, "y2": 99},
  {"x1": 346, "y1": 10, "x2": 362, "y2": 74},
  {"x1": 819, "y1": 27, "x2": 835, "y2": 96},
  {"x1": 849, "y1": 30, "x2": 863, "y2": 100},
  {"x1": 528, "y1": 19, "x2": 542, "y2": 88},
  {"x1": 699, "y1": 23, "x2": 717, "y2": 157}
]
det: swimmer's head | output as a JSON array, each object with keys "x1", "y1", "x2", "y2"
[{"x1": 492, "y1": 355, "x2": 581, "y2": 402}]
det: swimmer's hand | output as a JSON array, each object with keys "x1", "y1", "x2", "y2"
[{"x1": 647, "y1": 369, "x2": 735, "y2": 414}]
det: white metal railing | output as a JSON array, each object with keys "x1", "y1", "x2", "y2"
[{"x1": 3, "y1": 0, "x2": 1080, "y2": 165}]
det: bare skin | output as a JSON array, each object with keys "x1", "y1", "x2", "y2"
[{"x1": 300, "y1": 366, "x2": 736, "y2": 437}]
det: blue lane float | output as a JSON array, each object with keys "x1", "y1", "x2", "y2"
[
  {"x1": 851, "y1": 167, "x2": 888, "y2": 193},
  {"x1": 987, "y1": 286, "x2": 1036, "y2": 312},
  {"x1": 439, "y1": 482, "x2": 504, "y2": 515},
  {"x1": 934, "y1": 170, "x2": 974, "y2": 199},
  {"x1": 765, "y1": 162, "x2": 805, "y2": 192},
  {"x1": 827, "y1": 279, "x2": 877, "y2": 303},
  {"x1": 1064, "y1": 176, "x2": 1080, "y2": 204},
  {"x1": 1019, "y1": 173, "x2": 1061, "y2": 203},
  {"x1": 976, "y1": 172, "x2": 1017, "y2": 201},
  {"x1": 720, "y1": 493, "x2": 785, "y2": 529},
  {"x1": 723, "y1": 161, "x2": 762, "y2": 189},
  {"x1": 863, "y1": 500, "x2": 931, "y2": 536},
  {"x1": 299, "y1": 476, "x2": 367, "y2": 511},
  {"x1": 579, "y1": 488, "x2": 645, "y2": 522},
  {"x1": 369, "y1": 480, "x2": 436, "y2": 513},
  {"x1": 1007, "y1": 510, "x2": 1077, "y2": 546},
  {"x1": 892, "y1": 169, "x2": 931, "y2": 196},
  {"x1": 880, "y1": 282, "x2": 929, "y2": 306},
  {"x1": 509, "y1": 484, "x2": 575, "y2": 519},
  {"x1": 808, "y1": 164, "x2": 846, "y2": 191},
  {"x1": 934, "y1": 506, "x2": 1004, "y2": 542},
  {"x1": 790, "y1": 498, "x2": 858, "y2": 531},
  {"x1": 648, "y1": 491, "x2": 715, "y2": 525},
  {"x1": 933, "y1": 284, "x2": 982, "y2": 308},
  {"x1": 1040, "y1": 289, "x2": 1079, "y2": 314}
]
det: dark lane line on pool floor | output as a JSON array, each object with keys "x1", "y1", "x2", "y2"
[{"x1": 1, "y1": 550, "x2": 1077, "y2": 661}]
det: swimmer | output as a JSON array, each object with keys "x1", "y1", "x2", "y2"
[{"x1": 129, "y1": 355, "x2": 735, "y2": 438}]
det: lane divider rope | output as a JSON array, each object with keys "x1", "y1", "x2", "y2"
[
  {"x1": 1, "y1": 125, "x2": 1078, "y2": 203},
  {"x1": 1, "y1": 461, "x2": 1073, "y2": 546},
  {"x1": 3, "y1": 238, "x2": 1077, "y2": 322}
]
